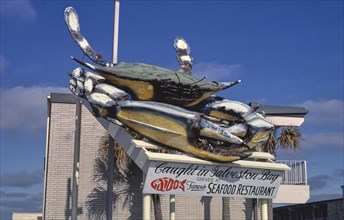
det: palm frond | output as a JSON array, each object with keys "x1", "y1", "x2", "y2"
[
  {"x1": 86, "y1": 186, "x2": 107, "y2": 219},
  {"x1": 93, "y1": 157, "x2": 128, "y2": 183},
  {"x1": 98, "y1": 133, "x2": 130, "y2": 171},
  {"x1": 93, "y1": 157, "x2": 108, "y2": 183},
  {"x1": 262, "y1": 127, "x2": 303, "y2": 155},
  {"x1": 263, "y1": 130, "x2": 278, "y2": 155},
  {"x1": 98, "y1": 134, "x2": 109, "y2": 159},
  {"x1": 86, "y1": 186, "x2": 121, "y2": 219},
  {"x1": 278, "y1": 127, "x2": 303, "y2": 151},
  {"x1": 95, "y1": 133, "x2": 164, "y2": 219}
]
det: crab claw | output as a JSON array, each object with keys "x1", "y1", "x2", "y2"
[
  {"x1": 199, "y1": 119, "x2": 247, "y2": 147},
  {"x1": 203, "y1": 99, "x2": 274, "y2": 148},
  {"x1": 69, "y1": 67, "x2": 130, "y2": 113},
  {"x1": 109, "y1": 100, "x2": 252, "y2": 162}
]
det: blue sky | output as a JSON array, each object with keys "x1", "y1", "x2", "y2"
[{"x1": 0, "y1": 0, "x2": 343, "y2": 219}]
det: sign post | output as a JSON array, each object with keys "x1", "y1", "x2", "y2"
[
  {"x1": 170, "y1": 195, "x2": 176, "y2": 220},
  {"x1": 71, "y1": 100, "x2": 82, "y2": 220},
  {"x1": 261, "y1": 199, "x2": 268, "y2": 220},
  {"x1": 143, "y1": 173, "x2": 151, "y2": 220}
]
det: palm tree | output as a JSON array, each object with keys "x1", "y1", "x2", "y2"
[
  {"x1": 87, "y1": 133, "x2": 163, "y2": 220},
  {"x1": 263, "y1": 126, "x2": 303, "y2": 156},
  {"x1": 86, "y1": 134, "x2": 138, "y2": 219},
  {"x1": 263, "y1": 126, "x2": 303, "y2": 220}
]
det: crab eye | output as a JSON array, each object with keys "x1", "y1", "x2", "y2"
[
  {"x1": 68, "y1": 13, "x2": 79, "y2": 31},
  {"x1": 174, "y1": 37, "x2": 190, "y2": 55},
  {"x1": 177, "y1": 39, "x2": 187, "y2": 49},
  {"x1": 65, "y1": 7, "x2": 80, "y2": 32}
]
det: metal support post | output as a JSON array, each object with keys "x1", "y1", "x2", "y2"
[
  {"x1": 112, "y1": 0, "x2": 120, "y2": 64},
  {"x1": 107, "y1": 137, "x2": 114, "y2": 220},
  {"x1": 170, "y1": 195, "x2": 175, "y2": 220},
  {"x1": 261, "y1": 199, "x2": 268, "y2": 220},
  {"x1": 72, "y1": 101, "x2": 82, "y2": 220},
  {"x1": 107, "y1": 1, "x2": 120, "y2": 218}
]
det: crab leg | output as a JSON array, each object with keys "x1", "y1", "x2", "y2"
[
  {"x1": 64, "y1": 7, "x2": 114, "y2": 67},
  {"x1": 174, "y1": 37, "x2": 193, "y2": 75}
]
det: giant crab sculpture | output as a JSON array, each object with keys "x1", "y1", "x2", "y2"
[{"x1": 65, "y1": 7, "x2": 273, "y2": 162}]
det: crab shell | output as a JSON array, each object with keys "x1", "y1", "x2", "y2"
[{"x1": 72, "y1": 57, "x2": 238, "y2": 108}]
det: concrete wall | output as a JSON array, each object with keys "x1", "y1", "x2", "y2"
[
  {"x1": 43, "y1": 93, "x2": 258, "y2": 220},
  {"x1": 273, "y1": 185, "x2": 310, "y2": 204},
  {"x1": 44, "y1": 102, "x2": 76, "y2": 220}
]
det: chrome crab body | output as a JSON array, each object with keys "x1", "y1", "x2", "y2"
[{"x1": 66, "y1": 7, "x2": 273, "y2": 162}]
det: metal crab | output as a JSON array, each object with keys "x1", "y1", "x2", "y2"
[{"x1": 65, "y1": 7, "x2": 274, "y2": 162}]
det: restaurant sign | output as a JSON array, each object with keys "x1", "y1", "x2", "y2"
[{"x1": 143, "y1": 161, "x2": 284, "y2": 199}]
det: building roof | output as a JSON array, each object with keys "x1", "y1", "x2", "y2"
[
  {"x1": 249, "y1": 102, "x2": 309, "y2": 117},
  {"x1": 274, "y1": 197, "x2": 343, "y2": 210},
  {"x1": 49, "y1": 93, "x2": 78, "y2": 104}
]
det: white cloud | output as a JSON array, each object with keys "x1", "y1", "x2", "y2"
[
  {"x1": 302, "y1": 132, "x2": 343, "y2": 150},
  {"x1": 0, "y1": 170, "x2": 43, "y2": 188},
  {"x1": 296, "y1": 99, "x2": 344, "y2": 127},
  {"x1": 192, "y1": 62, "x2": 241, "y2": 81},
  {"x1": 0, "y1": 86, "x2": 69, "y2": 133},
  {"x1": 0, "y1": 0, "x2": 37, "y2": 21}
]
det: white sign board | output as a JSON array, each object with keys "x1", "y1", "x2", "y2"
[{"x1": 143, "y1": 161, "x2": 284, "y2": 199}]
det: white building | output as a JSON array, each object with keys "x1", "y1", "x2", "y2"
[{"x1": 12, "y1": 212, "x2": 42, "y2": 220}]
